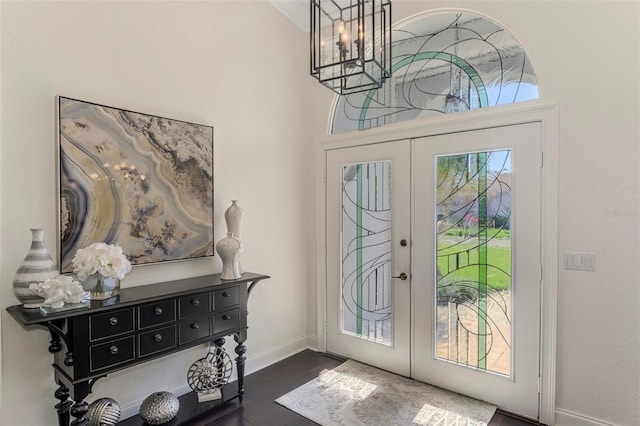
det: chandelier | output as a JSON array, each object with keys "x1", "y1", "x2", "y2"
[
  {"x1": 444, "y1": 18, "x2": 470, "y2": 114},
  {"x1": 310, "y1": 0, "x2": 392, "y2": 95}
]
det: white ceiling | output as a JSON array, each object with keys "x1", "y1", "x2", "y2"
[{"x1": 268, "y1": 0, "x2": 310, "y2": 32}]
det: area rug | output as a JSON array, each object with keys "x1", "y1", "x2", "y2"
[{"x1": 276, "y1": 360, "x2": 497, "y2": 426}]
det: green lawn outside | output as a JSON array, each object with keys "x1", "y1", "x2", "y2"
[
  {"x1": 437, "y1": 233, "x2": 511, "y2": 292},
  {"x1": 443, "y1": 227, "x2": 511, "y2": 240}
]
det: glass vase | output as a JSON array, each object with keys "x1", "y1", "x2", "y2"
[
  {"x1": 81, "y1": 274, "x2": 120, "y2": 300},
  {"x1": 13, "y1": 228, "x2": 60, "y2": 308}
]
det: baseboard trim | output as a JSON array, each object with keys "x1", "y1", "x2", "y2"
[
  {"x1": 555, "y1": 409, "x2": 616, "y2": 426},
  {"x1": 118, "y1": 335, "x2": 317, "y2": 421},
  {"x1": 245, "y1": 334, "x2": 317, "y2": 375}
]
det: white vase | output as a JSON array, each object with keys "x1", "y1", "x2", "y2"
[
  {"x1": 216, "y1": 233, "x2": 243, "y2": 280},
  {"x1": 224, "y1": 200, "x2": 244, "y2": 272},
  {"x1": 224, "y1": 200, "x2": 244, "y2": 238},
  {"x1": 13, "y1": 228, "x2": 60, "y2": 308}
]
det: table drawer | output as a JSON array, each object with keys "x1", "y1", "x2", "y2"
[
  {"x1": 179, "y1": 292, "x2": 210, "y2": 319},
  {"x1": 213, "y1": 287, "x2": 238, "y2": 310},
  {"x1": 90, "y1": 336, "x2": 135, "y2": 371},
  {"x1": 139, "y1": 325, "x2": 177, "y2": 357},
  {"x1": 213, "y1": 309, "x2": 239, "y2": 335},
  {"x1": 90, "y1": 308, "x2": 135, "y2": 341},
  {"x1": 179, "y1": 316, "x2": 211, "y2": 345},
  {"x1": 139, "y1": 300, "x2": 176, "y2": 329}
]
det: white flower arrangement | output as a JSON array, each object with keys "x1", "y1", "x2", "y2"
[
  {"x1": 72, "y1": 242, "x2": 132, "y2": 281},
  {"x1": 29, "y1": 275, "x2": 86, "y2": 309}
]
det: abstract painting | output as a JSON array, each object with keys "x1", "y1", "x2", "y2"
[{"x1": 58, "y1": 97, "x2": 214, "y2": 273}]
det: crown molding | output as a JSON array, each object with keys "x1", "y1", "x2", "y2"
[{"x1": 268, "y1": 0, "x2": 309, "y2": 32}]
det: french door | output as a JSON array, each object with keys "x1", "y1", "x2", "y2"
[
  {"x1": 325, "y1": 122, "x2": 543, "y2": 418},
  {"x1": 326, "y1": 140, "x2": 411, "y2": 376},
  {"x1": 412, "y1": 122, "x2": 542, "y2": 418}
]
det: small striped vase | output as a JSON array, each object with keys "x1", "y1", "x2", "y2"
[{"x1": 13, "y1": 228, "x2": 60, "y2": 308}]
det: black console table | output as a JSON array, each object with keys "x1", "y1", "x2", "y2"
[{"x1": 6, "y1": 272, "x2": 269, "y2": 426}]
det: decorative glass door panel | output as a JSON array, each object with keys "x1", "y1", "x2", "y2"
[
  {"x1": 326, "y1": 141, "x2": 411, "y2": 377},
  {"x1": 413, "y1": 123, "x2": 541, "y2": 419},
  {"x1": 341, "y1": 161, "x2": 392, "y2": 345},
  {"x1": 435, "y1": 150, "x2": 512, "y2": 376}
]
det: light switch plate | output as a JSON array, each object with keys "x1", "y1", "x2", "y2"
[{"x1": 564, "y1": 251, "x2": 595, "y2": 271}]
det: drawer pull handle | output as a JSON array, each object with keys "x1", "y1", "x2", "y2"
[
  {"x1": 109, "y1": 346, "x2": 119, "y2": 355},
  {"x1": 190, "y1": 323, "x2": 199, "y2": 330},
  {"x1": 222, "y1": 314, "x2": 231, "y2": 321},
  {"x1": 191, "y1": 299, "x2": 200, "y2": 306},
  {"x1": 222, "y1": 292, "x2": 231, "y2": 297},
  {"x1": 109, "y1": 317, "x2": 118, "y2": 326},
  {"x1": 154, "y1": 334, "x2": 163, "y2": 342},
  {"x1": 154, "y1": 307, "x2": 163, "y2": 315}
]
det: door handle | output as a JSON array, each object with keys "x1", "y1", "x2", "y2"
[{"x1": 392, "y1": 273, "x2": 408, "y2": 280}]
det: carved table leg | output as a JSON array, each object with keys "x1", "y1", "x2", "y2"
[
  {"x1": 69, "y1": 400, "x2": 89, "y2": 426},
  {"x1": 49, "y1": 330, "x2": 63, "y2": 354},
  {"x1": 55, "y1": 382, "x2": 73, "y2": 426},
  {"x1": 213, "y1": 337, "x2": 226, "y2": 349},
  {"x1": 234, "y1": 332, "x2": 247, "y2": 401}
]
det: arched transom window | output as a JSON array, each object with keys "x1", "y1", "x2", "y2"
[{"x1": 331, "y1": 11, "x2": 539, "y2": 134}]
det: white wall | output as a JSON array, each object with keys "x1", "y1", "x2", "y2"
[
  {"x1": 0, "y1": 1, "x2": 323, "y2": 424},
  {"x1": 2, "y1": 1, "x2": 639, "y2": 426},
  {"x1": 313, "y1": 1, "x2": 640, "y2": 424}
]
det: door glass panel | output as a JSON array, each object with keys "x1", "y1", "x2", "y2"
[
  {"x1": 341, "y1": 161, "x2": 392, "y2": 346},
  {"x1": 435, "y1": 150, "x2": 512, "y2": 376}
]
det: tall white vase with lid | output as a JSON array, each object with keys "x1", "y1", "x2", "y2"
[
  {"x1": 223, "y1": 200, "x2": 244, "y2": 273},
  {"x1": 224, "y1": 200, "x2": 244, "y2": 241}
]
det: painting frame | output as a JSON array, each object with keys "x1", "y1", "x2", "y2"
[{"x1": 57, "y1": 96, "x2": 214, "y2": 273}]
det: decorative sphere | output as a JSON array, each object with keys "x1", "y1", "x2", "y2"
[
  {"x1": 139, "y1": 391, "x2": 180, "y2": 425},
  {"x1": 86, "y1": 398, "x2": 121, "y2": 426}
]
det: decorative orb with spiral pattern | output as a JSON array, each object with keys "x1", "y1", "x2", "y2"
[
  {"x1": 139, "y1": 391, "x2": 179, "y2": 425},
  {"x1": 187, "y1": 344, "x2": 233, "y2": 394},
  {"x1": 86, "y1": 398, "x2": 120, "y2": 426}
]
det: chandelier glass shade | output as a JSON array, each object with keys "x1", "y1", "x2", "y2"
[{"x1": 310, "y1": 0, "x2": 392, "y2": 95}]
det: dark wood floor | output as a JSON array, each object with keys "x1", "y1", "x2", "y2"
[{"x1": 161, "y1": 350, "x2": 538, "y2": 425}]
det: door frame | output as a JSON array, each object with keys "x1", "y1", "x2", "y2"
[{"x1": 315, "y1": 101, "x2": 559, "y2": 425}]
